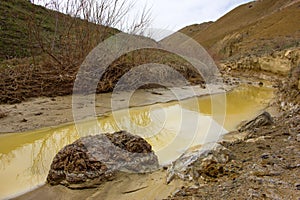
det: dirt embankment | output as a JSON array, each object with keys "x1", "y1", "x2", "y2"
[
  {"x1": 167, "y1": 111, "x2": 300, "y2": 199},
  {"x1": 220, "y1": 47, "x2": 300, "y2": 76},
  {"x1": 0, "y1": 48, "x2": 204, "y2": 105},
  {"x1": 165, "y1": 66, "x2": 300, "y2": 199}
]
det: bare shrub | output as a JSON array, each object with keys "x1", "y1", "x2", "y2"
[{"x1": 28, "y1": 0, "x2": 152, "y2": 69}]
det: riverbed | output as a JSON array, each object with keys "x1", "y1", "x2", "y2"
[{"x1": 0, "y1": 84, "x2": 274, "y2": 199}]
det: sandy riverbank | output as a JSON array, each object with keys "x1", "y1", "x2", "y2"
[
  {"x1": 13, "y1": 170, "x2": 189, "y2": 200},
  {"x1": 0, "y1": 75, "x2": 273, "y2": 134},
  {"x1": 0, "y1": 84, "x2": 230, "y2": 133}
]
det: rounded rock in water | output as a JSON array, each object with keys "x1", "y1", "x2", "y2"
[{"x1": 47, "y1": 131, "x2": 159, "y2": 188}]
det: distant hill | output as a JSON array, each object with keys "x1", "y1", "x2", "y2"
[{"x1": 173, "y1": 0, "x2": 300, "y2": 60}]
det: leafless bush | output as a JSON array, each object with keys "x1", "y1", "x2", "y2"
[{"x1": 28, "y1": 0, "x2": 152, "y2": 69}]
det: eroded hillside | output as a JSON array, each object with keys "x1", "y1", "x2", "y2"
[{"x1": 176, "y1": 0, "x2": 300, "y2": 60}]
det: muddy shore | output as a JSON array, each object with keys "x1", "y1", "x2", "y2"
[
  {"x1": 0, "y1": 76, "x2": 271, "y2": 134},
  {"x1": 0, "y1": 85, "x2": 230, "y2": 133}
]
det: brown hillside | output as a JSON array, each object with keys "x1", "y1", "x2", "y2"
[
  {"x1": 176, "y1": 0, "x2": 300, "y2": 59},
  {"x1": 179, "y1": 22, "x2": 213, "y2": 38}
]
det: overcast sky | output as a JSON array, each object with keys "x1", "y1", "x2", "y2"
[
  {"x1": 131, "y1": 0, "x2": 253, "y2": 39},
  {"x1": 144, "y1": 0, "x2": 253, "y2": 31},
  {"x1": 34, "y1": 0, "x2": 253, "y2": 39}
]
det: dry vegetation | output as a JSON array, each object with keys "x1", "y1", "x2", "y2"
[
  {"x1": 87, "y1": 48, "x2": 204, "y2": 94},
  {"x1": 0, "y1": 0, "x2": 204, "y2": 104},
  {"x1": 27, "y1": 0, "x2": 151, "y2": 69},
  {"x1": 0, "y1": 0, "x2": 161, "y2": 104}
]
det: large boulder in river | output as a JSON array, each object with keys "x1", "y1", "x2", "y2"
[{"x1": 47, "y1": 131, "x2": 159, "y2": 188}]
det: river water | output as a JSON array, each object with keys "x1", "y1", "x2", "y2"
[{"x1": 0, "y1": 85, "x2": 274, "y2": 199}]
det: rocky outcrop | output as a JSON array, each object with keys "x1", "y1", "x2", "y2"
[
  {"x1": 0, "y1": 108, "x2": 9, "y2": 119},
  {"x1": 166, "y1": 143, "x2": 234, "y2": 184},
  {"x1": 215, "y1": 32, "x2": 244, "y2": 58},
  {"x1": 238, "y1": 112, "x2": 273, "y2": 132},
  {"x1": 277, "y1": 65, "x2": 300, "y2": 113},
  {"x1": 47, "y1": 131, "x2": 159, "y2": 188},
  {"x1": 290, "y1": 65, "x2": 300, "y2": 90},
  {"x1": 221, "y1": 48, "x2": 300, "y2": 75}
]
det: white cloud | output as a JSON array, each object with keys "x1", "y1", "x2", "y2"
[
  {"x1": 34, "y1": 0, "x2": 253, "y2": 39},
  {"x1": 139, "y1": 0, "x2": 253, "y2": 31}
]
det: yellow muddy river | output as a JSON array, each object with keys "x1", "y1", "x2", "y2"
[{"x1": 0, "y1": 85, "x2": 274, "y2": 199}]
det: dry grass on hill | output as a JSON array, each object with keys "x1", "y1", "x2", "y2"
[{"x1": 176, "y1": 0, "x2": 300, "y2": 59}]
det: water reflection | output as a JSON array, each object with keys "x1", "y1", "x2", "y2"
[
  {"x1": 0, "y1": 85, "x2": 274, "y2": 199},
  {"x1": 0, "y1": 127, "x2": 79, "y2": 199}
]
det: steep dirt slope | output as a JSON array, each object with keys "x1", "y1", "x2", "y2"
[
  {"x1": 176, "y1": 0, "x2": 300, "y2": 59},
  {"x1": 179, "y1": 22, "x2": 213, "y2": 38}
]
